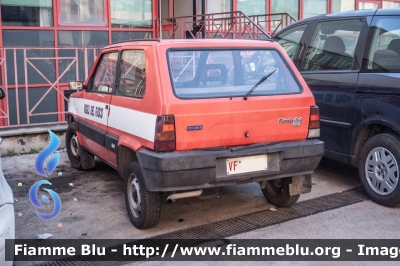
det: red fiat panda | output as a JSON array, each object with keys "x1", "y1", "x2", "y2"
[{"x1": 66, "y1": 39, "x2": 324, "y2": 229}]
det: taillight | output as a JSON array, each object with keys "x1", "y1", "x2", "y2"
[
  {"x1": 308, "y1": 106, "x2": 320, "y2": 139},
  {"x1": 154, "y1": 115, "x2": 176, "y2": 152}
]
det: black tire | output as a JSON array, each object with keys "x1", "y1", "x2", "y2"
[
  {"x1": 66, "y1": 122, "x2": 82, "y2": 169},
  {"x1": 261, "y1": 177, "x2": 300, "y2": 207},
  {"x1": 124, "y1": 162, "x2": 161, "y2": 229},
  {"x1": 358, "y1": 133, "x2": 400, "y2": 207}
]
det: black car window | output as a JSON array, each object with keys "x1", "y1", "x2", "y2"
[
  {"x1": 274, "y1": 24, "x2": 307, "y2": 60},
  {"x1": 301, "y1": 19, "x2": 364, "y2": 71},
  {"x1": 91, "y1": 52, "x2": 118, "y2": 93},
  {"x1": 116, "y1": 50, "x2": 146, "y2": 98},
  {"x1": 362, "y1": 17, "x2": 400, "y2": 73}
]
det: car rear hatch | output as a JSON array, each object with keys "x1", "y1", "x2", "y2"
[{"x1": 164, "y1": 48, "x2": 316, "y2": 151}]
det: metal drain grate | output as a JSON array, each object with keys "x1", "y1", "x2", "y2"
[
  {"x1": 34, "y1": 187, "x2": 369, "y2": 266},
  {"x1": 153, "y1": 187, "x2": 368, "y2": 240}
]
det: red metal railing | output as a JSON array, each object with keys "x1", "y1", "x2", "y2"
[
  {"x1": 0, "y1": 12, "x2": 297, "y2": 129},
  {"x1": 249, "y1": 13, "x2": 297, "y2": 36},
  {"x1": 161, "y1": 11, "x2": 271, "y2": 40},
  {"x1": 0, "y1": 47, "x2": 102, "y2": 128}
]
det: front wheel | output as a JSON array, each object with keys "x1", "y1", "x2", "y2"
[
  {"x1": 124, "y1": 162, "x2": 161, "y2": 229},
  {"x1": 261, "y1": 177, "x2": 299, "y2": 207},
  {"x1": 358, "y1": 133, "x2": 400, "y2": 207}
]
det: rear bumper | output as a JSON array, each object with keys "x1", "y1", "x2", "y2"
[{"x1": 136, "y1": 139, "x2": 324, "y2": 192}]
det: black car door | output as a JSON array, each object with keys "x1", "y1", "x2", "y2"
[
  {"x1": 298, "y1": 18, "x2": 366, "y2": 157},
  {"x1": 357, "y1": 14, "x2": 400, "y2": 136}
]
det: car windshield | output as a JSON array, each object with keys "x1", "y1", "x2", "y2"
[{"x1": 167, "y1": 49, "x2": 301, "y2": 99}]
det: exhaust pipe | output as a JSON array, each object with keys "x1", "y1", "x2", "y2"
[{"x1": 167, "y1": 189, "x2": 203, "y2": 203}]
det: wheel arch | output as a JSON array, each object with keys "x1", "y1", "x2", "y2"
[
  {"x1": 117, "y1": 145, "x2": 138, "y2": 179},
  {"x1": 351, "y1": 119, "x2": 400, "y2": 166},
  {"x1": 67, "y1": 113, "x2": 75, "y2": 124}
]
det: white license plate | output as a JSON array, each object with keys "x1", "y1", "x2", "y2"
[{"x1": 226, "y1": 155, "x2": 268, "y2": 175}]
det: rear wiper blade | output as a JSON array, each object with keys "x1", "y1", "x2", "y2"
[{"x1": 243, "y1": 68, "x2": 277, "y2": 100}]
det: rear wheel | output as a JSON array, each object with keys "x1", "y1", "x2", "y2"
[
  {"x1": 124, "y1": 162, "x2": 161, "y2": 229},
  {"x1": 261, "y1": 177, "x2": 300, "y2": 207},
  {"x1": 358, "y1": 133, "x2": 400, "y2": 207},
  {"x1": 66, "y1": 122, "x2": 82, "y2": 169}
]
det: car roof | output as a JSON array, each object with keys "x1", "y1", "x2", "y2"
[
  {"x1": 273, "y1": 8, "x2": 400, "y2": 36},
  {"x1": 105, "y1": 38, "x2": 273, "y2": 49},
  {"x1": 289, "y1": 8, "x2": 400, "y2": 24},
  {"x1": 295, "y1": 9, "x2": 378, "y2": 24},
  {"x1": 375, "y1": 8, "x2": 400, "y2": 15}
]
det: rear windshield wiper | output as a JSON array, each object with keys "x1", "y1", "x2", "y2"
[{"x1": 243, "y1": 68, "x2": 277, "y2": 100}]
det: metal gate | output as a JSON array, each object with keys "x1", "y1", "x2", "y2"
[{"x1": 0, "y1": 47, "x2": 101, "y2": 128}]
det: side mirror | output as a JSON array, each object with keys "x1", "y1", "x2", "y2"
[
  {"x1": 0, "y1": 88, "x2": 5, "y2": 99},
  {"x1": 69, "y1": 81, "x2": 84, "y2": 91}
]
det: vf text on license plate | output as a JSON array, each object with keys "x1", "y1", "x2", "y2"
[{"x1": 226, "y1": 155, "x2": 268, "y2": 175}]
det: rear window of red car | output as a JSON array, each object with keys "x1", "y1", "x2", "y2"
[{"x1": 167, "y1": 49, "x2": 302, "y2": 99}]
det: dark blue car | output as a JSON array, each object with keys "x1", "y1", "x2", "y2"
[{"x1": 273, "y1": 9, "x2": 400, "y2": 207}]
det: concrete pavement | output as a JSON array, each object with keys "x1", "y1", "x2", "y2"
[
  {"x1": 2, "y1": 151, "x2": 399, "y2": 265},
  {"x1": 130, "y1": 201, "x2": 400, "y2": 266},
  {"x1": 3, "y1": 152, "x2": 361, "y2": 240}
]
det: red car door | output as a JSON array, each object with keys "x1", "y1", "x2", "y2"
[{"x1": 75, "y1": 51, "x2": 119, "y2": 162}]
